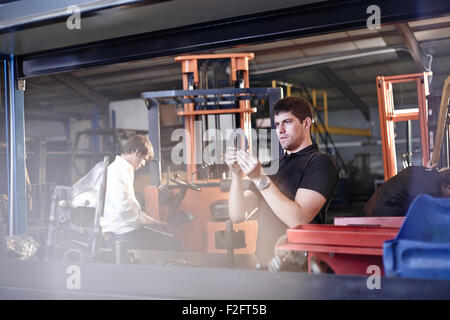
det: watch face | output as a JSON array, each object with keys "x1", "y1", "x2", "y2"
[{"x1": 258, "y1": 177, "x2": 270, "y2": 190}]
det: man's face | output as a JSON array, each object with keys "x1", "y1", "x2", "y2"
[
  {"x1": 130, "y1": 151, "x2": 152, "y2": 170},
  {"x1": 274, "y1": 111, "x2": 309, "y2": 151}
]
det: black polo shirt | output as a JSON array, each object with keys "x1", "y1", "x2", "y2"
[
  {"x1": 248, "y1": 143, "x2": 339, "y2": 265},
  {"x1": 364, "y1": 166, "x2": 441, "y2": 217}
]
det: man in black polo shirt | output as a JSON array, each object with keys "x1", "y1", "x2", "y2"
[{"x1": 226, "y1": 97, "x2": 339, "y2": 266}]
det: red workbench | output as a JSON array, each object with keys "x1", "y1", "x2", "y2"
[{"x1": 278, "y1": 217, "x2": 403, "y2": 275}]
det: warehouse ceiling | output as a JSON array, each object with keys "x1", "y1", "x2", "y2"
[
  {"x1": 21, "y1": 12, "x2": 450, "y2": 123},
  {"x1": 0, "y1": 0, "x2": 322, "y2": 55}
]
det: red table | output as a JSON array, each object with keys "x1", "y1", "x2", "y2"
[{"x1": 277, "y1": 222, "x2": 400, "y2": 275}]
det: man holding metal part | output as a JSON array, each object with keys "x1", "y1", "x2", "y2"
[
  {"x1": 101, "y1": 135, "x2": 178, "y2": 251},
  {"x1": 226, "y1": 97, "x2": 339, "y2": 267}
]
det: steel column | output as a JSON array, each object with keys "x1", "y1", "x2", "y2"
[
  {"x1": 90, "y1": 107, "x2": 100, "y2": 157},
  {"x1": 147, "y1": 102, "x2": 161, "y2": 186},
  {"x1": 431, "y1": 76, "x2": 450, "y2": 166},
  {"x1": 2, "y1": 54, "x2": 28, "y2": 235},
  {"x1": 418, "y1": 75, "x2": 431, "y2": 165}
]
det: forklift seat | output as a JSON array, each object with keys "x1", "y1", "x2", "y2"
[{"x1": 45, "y1": 157, "x2": 113, "y2": 263}]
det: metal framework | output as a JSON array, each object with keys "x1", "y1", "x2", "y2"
[
  {"x1": 1, "y1": 54, "x2": 27, "y2": 235},
  {"x1": 142, "y1": 87, "x2": 282, "y2": 185},
  {"x1": 376, "y1": 72, "x2": 432, "y2": 181},
  {"x1": 174, "y1": 54, "x2": 255, "y2": 180},
  {"x1": 431, "y1": 76, "x2": 450, "y2": 166}
]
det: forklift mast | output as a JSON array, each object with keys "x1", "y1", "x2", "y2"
[
  {"x1": 376, "y1": 72, "x2": 432, "y2": 181},
  {"x1": 174, "y1": 54, "x2": 255, "y2": 183}
]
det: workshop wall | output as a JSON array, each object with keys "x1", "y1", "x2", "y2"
[
  {"x1": 25, "y1": 121, "x2": 66, "y2": 138},
  {"x1": 109, "y1": 99, "x2": 149, "y2": 131}
]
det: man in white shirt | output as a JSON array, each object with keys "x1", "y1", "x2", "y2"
[{"x1": 101, "y1": 135, "x2": 178, "y2": 250}]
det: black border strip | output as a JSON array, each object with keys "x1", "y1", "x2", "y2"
[{"x1": 17, "y1": 0, "x2": 450, "y2": 78}]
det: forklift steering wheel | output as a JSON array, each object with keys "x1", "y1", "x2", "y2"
[{"x1": 170, "y1": 175, "x2": 201, "y2": 191}]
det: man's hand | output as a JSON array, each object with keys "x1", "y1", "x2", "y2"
[
  {"x1": 236, "y1": 149, "x2": 262, "y2": 180},
  {"x1": 140, "y1": 212, "x2": 167, "y2": 226},
  {"x1": 225, "y1": 146, "x2": 242, "y2": 175},
  {"x1": 426, "y1": 159, "x2": 438, "y2": 171}
]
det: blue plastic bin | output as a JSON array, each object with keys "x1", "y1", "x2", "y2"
[{"x1": 383, "y1": 194, "x2": 450, "y2": 280}]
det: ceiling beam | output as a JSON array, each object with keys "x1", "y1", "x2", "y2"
[
  {"x1": 3, "y1": 108, "x2": 92, "y2": 122},
  {"x1": 318, "y1": 67, "x2": 371, "y2": 121},
  {"x1": 251, "y1": 46, "x2": 405, "y2": 77},
  {"x1": 52, "y1": 73, "x2": 109, "y2": 114},
  {"x1": 248, "y1": 21, "x2": 450, "y2": 58},
  {"x1": 20, "y1": 0, "x2": 450, "y2": 78},
  {"x1": 395, "y1": 23, "x2": 431, "y2": 72}
]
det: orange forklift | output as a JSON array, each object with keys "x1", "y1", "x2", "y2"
[{"x1": 141, "y1": 53, "x2": 282, "y2": 257}]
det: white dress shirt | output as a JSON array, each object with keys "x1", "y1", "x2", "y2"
[{"x1": 101, "y1": 155, "x2": 147, "y2": 234}]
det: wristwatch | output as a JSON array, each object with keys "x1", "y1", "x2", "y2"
[{"x1": 255, "y1": 176, "x2": 271, "y2": 191}]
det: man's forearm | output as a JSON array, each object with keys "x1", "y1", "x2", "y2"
[
  {"x1": 258, "y1": 181, "x2": 306, "y2": 228},
  {"x1": 228, "y1": 171, "x2": 246, "y2": 222},
  {"x1": 138, "y1": 211, "x2": 166, "y2": 226}
]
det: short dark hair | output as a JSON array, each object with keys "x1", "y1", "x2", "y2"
[
  {"x1": 122, "y1": 135, "x2": 154, "y2": 159},
  {"x1": 438, "y1": 168, "x2": 450, "y2": 187},
  {"x1": 273, "y1": 97, "x2": 313, "y2": 123}
]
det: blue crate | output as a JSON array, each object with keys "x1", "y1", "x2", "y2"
[{"x1": 383, "y1": 194, "x2": 450, "y2": 280}]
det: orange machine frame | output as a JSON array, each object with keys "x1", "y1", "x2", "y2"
[
  {"x1": 174, "y1": 53, "x2": 255, "y2": 182},
  {"x1": 145, "y1": 53, "x2": 259, "y2": 252},
  {"x1": 376, "y1": 72, "x2": 432, "y2": 181}
]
